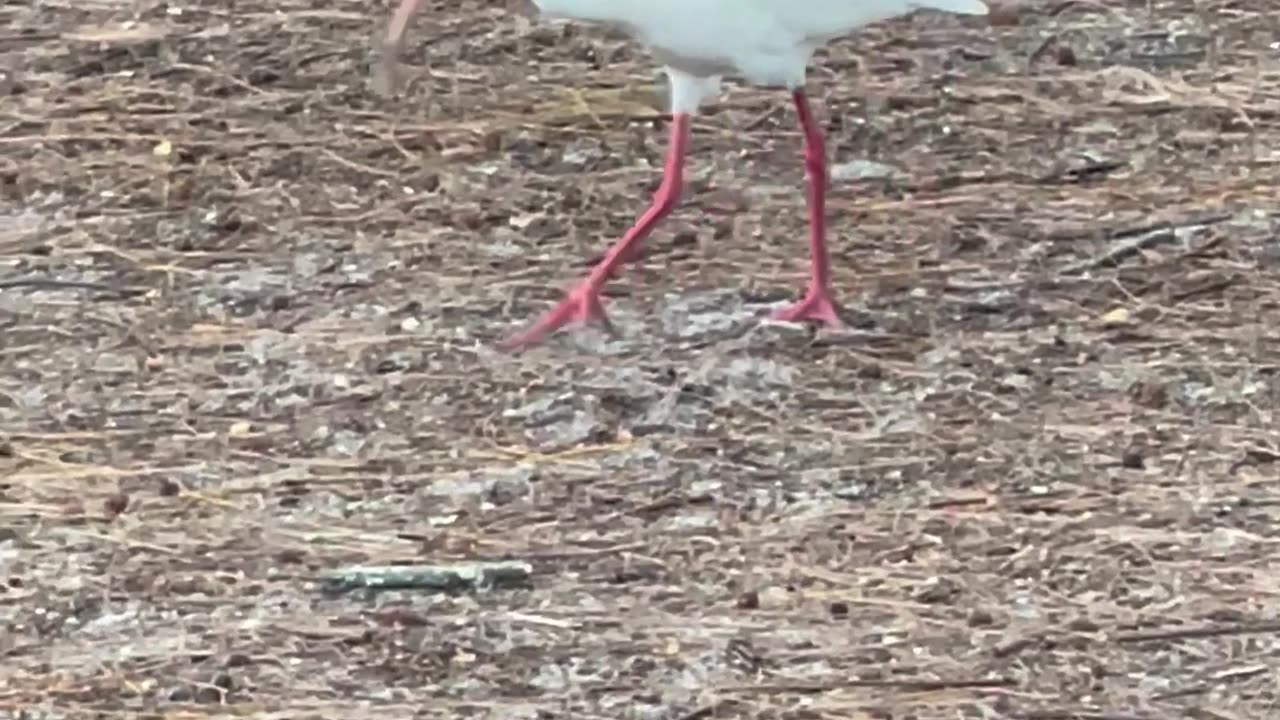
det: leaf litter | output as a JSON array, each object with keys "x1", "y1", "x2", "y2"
[{"x1": 1, "y1": 0, "x2": 1279, "y2": 718}]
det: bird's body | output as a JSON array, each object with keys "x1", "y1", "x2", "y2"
[
  {"x1": 534, "y1": 0, "x2": 985, "y2": 92},
  {"x1": 381, "y1": 0, "x2": 988, "y2": 349}
]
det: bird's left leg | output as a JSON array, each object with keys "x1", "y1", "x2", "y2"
[
  {"x1": 501, "y1": 114, "x2": 692, "y2": 350},
  {"x1": 502, "y1": 69, "x2": 718, "y2": 351},
  {"x1": 771, "y1": 89, "x2": 846, "y2": 327}
]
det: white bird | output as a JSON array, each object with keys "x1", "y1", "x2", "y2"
[{"x1": 381, "y1": 0, "x2": 989, "y2": 350}]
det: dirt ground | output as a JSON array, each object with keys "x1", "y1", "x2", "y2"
[{"x1": 2, "y1": 0, "x2": 1279, "y2": 717}]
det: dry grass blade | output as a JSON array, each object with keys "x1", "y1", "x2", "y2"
[{"x1": 0, "y1": 0, "x2": 1278, "y2": 717}]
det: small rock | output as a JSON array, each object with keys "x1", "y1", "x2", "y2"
[
  {"x1": 194, "y1": 684, "x2": 222, "y2": 704},
  {"x1": 166, "y1": 686, "x2": 194, "y2": 702},
  {"x1": 757, "y1": 586, "x2": 792, "y2": 610},
  {"x1": 93, "y1": 352, "x2": 138, "y2": 373},
  {"x1": 211, "y1": 672, "x2": 234, "y2": 692},
  {"x1": 1130, "y1": 380, "x2": 1169, "y2": 409},
  {"x1": 968, "y1": 608, "x2": 995, "y2": 627},
  {"x1": 1121, "y1": 448, "x2": 1145, "y2": 469},
  {"x1": 913, "y1": 576, "x2": 961, "y2": 604},
  {"x1": 104, "y1": 493, "x2": 129, "y2": 517},
  {"x1": 275, "y1": 548, "x2": 306, "y2": 565},
  {"x1": 1099, "y1": 307, "x2": 1131, "y2": 327},
  {"x1": 830, "y1": 159, "x2": 901, "y2": 183}
]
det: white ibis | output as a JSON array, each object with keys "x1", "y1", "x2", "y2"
[{"x1": 381, "y1": 0, "x2": 989, "y2": 349}]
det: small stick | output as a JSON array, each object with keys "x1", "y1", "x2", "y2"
[
  {"x1": 1058, "y1": 214, "x2": 1232, "y2": 276},
  {"x1": 1115, "y1": 620, "x2": 1280, "y2": 644},
  {"x1": 374, "y1": 0, "x2": 539, "y2": 96},
  {"x1": 0, "y1": 277, "x2": 139, "y2": 295},
  {"x1": 372, "y1": 0, "x2": 423, "y2": 96},
  {"x1": 320, "y1": 560, "x2": 533, "y2": 594},
  {"x1": 1058, "y1": 228, "x2": 1178, "y2": 275}
]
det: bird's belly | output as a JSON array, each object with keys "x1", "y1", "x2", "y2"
[
  {"x1": 643, "y1": 22, "x2": 814, "y2": 86},
  {"x1": 533, "y1": 0, "x2": 815, "y2": 85},
  {"x1": 648, "y1": 48, "x2": 738, "y2": 78}
]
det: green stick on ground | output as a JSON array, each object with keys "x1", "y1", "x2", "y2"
[{"x1": 320, "y1": 561, "x2": 534, "y2": 594}]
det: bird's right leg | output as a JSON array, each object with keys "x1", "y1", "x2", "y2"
[
  {"x1": 770, "y1": 89, "x2": 847, "y2": 328},
  {"x1": 502, "y1": 114, "x2": 691, "y2": 350}
]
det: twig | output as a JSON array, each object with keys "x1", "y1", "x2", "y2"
[
  {"x1": 1115, "y1": 621, "x2": 1280, "y2": 644},
  {"x1": 718, "y1": 677, "x2": 1017, "y2": 693},
  {"x1": 1058, "y1": 214, "x2": 1234, "y2": 275},
  {"x1": 1013, "y1": 707, "x2": 1157, "y2": 712},
  {"x1": 59, "y1": 529, "x2": 183, "y2": 556},
  {"x1": 0, "y1": 277, "x2": 145, "y2": 297},
  {"x1": 676, "y1": 707, "x2": 715, "y2": 720},
  {"x1": 1147, "y1": 665, "x2": 1270, "y2": 704},
  {"x1": 319, "y1": 560, "x2": 533, "y2": 594},
  {"x1": 1059, "y1": 227, "x2": 1178, "y2": 274}
]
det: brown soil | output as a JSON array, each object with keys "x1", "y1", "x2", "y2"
[{"x1": 2, "y1": 0, "x2": 1278, "y2": 718}]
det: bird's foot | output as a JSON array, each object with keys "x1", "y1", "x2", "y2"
[
  {"x1": 770, "y1": 288, "x2": 846, "y2": 328},
  {"x1": 501, "y1": 282, "x2": 614, "y2": 351}
]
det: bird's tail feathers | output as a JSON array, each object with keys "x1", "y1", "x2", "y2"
[{"x1": 916, "y1": 0, "x2": 989, "y2": 15}]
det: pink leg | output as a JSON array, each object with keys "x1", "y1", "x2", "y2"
[
  {"x1": 383, "y1": 0, "x2": 421, "y2": 52},
  {"x1": 771, "y1": 89, "x2": 846, "y2": 327},
  {"x1": 502, "y1": 114, "x2": 691, "y2": 350}
]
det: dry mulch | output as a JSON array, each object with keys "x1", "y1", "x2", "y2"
[{"x1": 2, "y1": 0, "x2": 1279, "y2": 718}]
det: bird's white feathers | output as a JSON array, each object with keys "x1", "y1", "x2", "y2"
[
  {"x1": 908, "y1": 0, "x2": 989, "y2": 16},
  {"x1": 531, "y1": 0, "x2": 986, "y2": 111}
]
